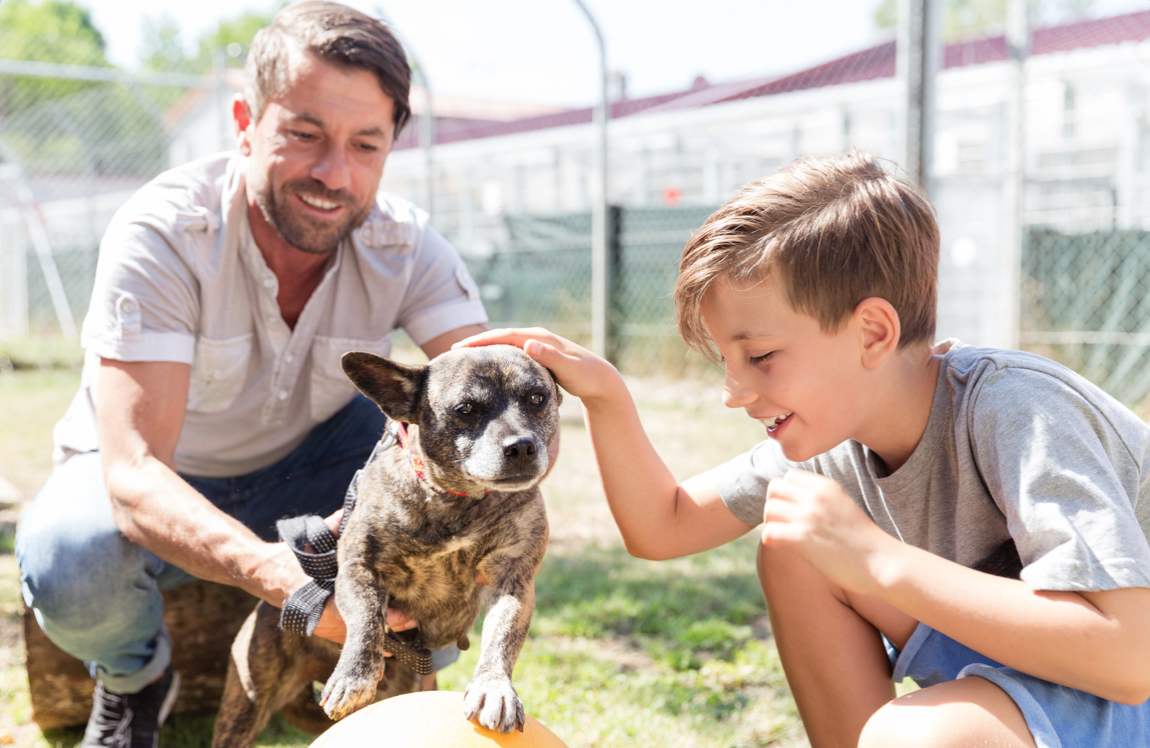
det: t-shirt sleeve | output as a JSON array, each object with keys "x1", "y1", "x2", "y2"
[
  {"x1": 707, "y1": 439, "x2": 799, "y2": 527},
  {"x1": 80, "y1": 203, "x2": 199, "y2": 364},
  {"x1": 395, "y1": 223, "x2": 488, "y2": 346},
  {"x1": 969, "y1": 367, "x2": 1150, "y2": 592}
]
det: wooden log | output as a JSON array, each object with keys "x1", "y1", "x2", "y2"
[{"x1": 23, "y1": 580, "x2": 259, "y2": 730}]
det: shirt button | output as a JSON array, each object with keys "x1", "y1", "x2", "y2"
[
  {"x1": 285, "y1": 353, "x2": 294, "y2": 363},
  {"x1": 277, "y1": 389, "x2": 288, "y2": 400},
  {"x1": 263, "y1": 277, "x2": 275, "y2": 289},
  {"x1": 267, "y1": 314, "x2": 277, "y2": 325},
  {"x1": 212, "y1": 369, "x2": 223, "y2": 379}
]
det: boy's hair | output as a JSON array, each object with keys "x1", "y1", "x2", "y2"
[
  {"x1": 245, "y1": 0, "x2": 411, "y2": 133},
  {"x1": 675, "y1": 149, "x2": 939, "y2": 362}
]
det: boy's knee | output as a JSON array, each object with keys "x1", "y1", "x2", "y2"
[
  {"x1": 859, "y1": 681, "x2": 1035, "y2": 748},
  {"x1": 858, "y1": 698, "x2": 933, "y2": 748},
  {"x1": 859, "y1": 694, "x2": 987, "y2": 748},
  {"x1": 756, "y1": 543, "x2": 819, "y2": 601}
]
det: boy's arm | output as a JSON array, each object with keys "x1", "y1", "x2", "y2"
[
  {"x1": 767, "y1": 469, "x2": 1150, "y2": 704},
  {"x1": 456, "y1": 328, "x2": 755, "y2": 559}
]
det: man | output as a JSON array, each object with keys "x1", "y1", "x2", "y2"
[{"x1": 16, "y1": 3, "x2": 488, "y2": 746}]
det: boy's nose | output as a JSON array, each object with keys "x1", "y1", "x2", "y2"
[{"x1": 722, "y1": 373, "x2": 756, "y2": 409}]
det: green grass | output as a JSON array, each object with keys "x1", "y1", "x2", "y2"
[{"x1": 0, "y1": 336, "x2": 805, "y2": 748}]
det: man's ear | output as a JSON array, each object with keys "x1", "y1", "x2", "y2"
[
  {"x1": 853, "y1": 297, "x2": 900, "y2": 370},
  {"x1": 341, "y1": 351, "x2": 427, "y2": 423},
  {"x1": 233, "y1": 96, "x2": 254, "y2": 156}
]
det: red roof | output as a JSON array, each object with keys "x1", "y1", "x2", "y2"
[{"x1": 393, "y1": 10, "x2": 1150, "y2": 150}]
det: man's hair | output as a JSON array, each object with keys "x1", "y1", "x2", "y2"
[
  {"x1": 675, "y1": 149, "x2": 939, "y2": 362},
  {"x1": 244, "y1": 0, "x2": 411, "y2": 132}
]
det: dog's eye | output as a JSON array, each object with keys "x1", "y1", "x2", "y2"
[
  {"x1": 530, "y1": 392, "x2": 546, "y2": 407},
  {"x1": 456, "y1": 403, "x2": 475, "y2": 416}
]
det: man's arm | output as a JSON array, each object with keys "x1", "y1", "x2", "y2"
[
  {"x1": 419, "y1": 323, "x2": 489, "y2": 360},
  {"x1": 97, "y1": 359, "x2": 304, "y2": 606},
  {"x1": 96, "y1": 358, "x2": 416, "y2": 643}
]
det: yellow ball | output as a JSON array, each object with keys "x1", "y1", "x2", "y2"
[{"x1": 308, "y1": 691, "x2": 569, "y2": 748}]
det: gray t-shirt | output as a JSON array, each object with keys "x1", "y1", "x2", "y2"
[{"x1": 709, "y1": 341, "x2": 1150, "y2": 593}]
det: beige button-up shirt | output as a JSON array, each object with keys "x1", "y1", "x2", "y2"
[{"x1": 55, "y1": 152, "x2": 487, "y2": 477}]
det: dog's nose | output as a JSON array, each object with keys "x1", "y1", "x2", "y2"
[{"x1": 502, "y1": 436, "x2": 538, "y2": 468}]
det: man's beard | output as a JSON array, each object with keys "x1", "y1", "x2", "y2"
[{"x1": 252, "y1": 175, "x2": 372, "y2": 255}]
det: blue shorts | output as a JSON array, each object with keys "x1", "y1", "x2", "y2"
[{"x1": 886, "y1": 623, "x2": 1150, "y2": 748}]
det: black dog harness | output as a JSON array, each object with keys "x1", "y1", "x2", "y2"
[{"x1": 276, "y1": 424, "x2": 436, "y2": 675}]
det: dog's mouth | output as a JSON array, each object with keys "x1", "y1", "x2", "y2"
[{"x1": 472, "y1": 473, "x2": 544, "y2": 493}]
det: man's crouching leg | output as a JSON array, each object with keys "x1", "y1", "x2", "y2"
[{"x1": 16, "y1": 452, "x2": 182, "y2": 747}]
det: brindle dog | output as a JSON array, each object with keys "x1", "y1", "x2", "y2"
[{"x1": 211, "y1": 345, "x2": 559, "y2": 747}]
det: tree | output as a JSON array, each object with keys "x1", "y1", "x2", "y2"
[
  {"x1": 139, "y1": 13, "x2": 196, "y2": 74},
  {"x1": 137, "y1": 4, "x2": 282, "y2": 75},
  {"x1": 0, "y1": 0, "x2": 112, "y2": 116},
  {"x1": 195, "y1": 7, "x2": 283, "y2": 70},
  {"x1": 0, "y1": 0, "x2": 109, "y2": 66},
  {"x1": 873, "y1": 0, "x2": 1094, "y2": 40}
]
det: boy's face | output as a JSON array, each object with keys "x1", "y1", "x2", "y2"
[{"x1": 701, "y1": 273, "x2": 869, "y2": 462}]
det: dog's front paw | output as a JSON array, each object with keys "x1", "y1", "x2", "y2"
[
  {"x1": 320, "y1": 665, "x2": 385, "y2": 721},
  {"x1": 463, "y1": 675, "x2": 525, "y2": 734}
]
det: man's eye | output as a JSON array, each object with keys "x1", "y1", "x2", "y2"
[
  {"x1": 456, "y1": 403, "x2": 474, "y2": 416},
  {"x1": 530, "y1": 392, "x2": 546, "y2": 407}
]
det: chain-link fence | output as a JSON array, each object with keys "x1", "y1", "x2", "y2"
[
  {"x1": 1022, "y1": 229, "x2": 1150, "y2": 412},
  {"x1": 8, "y1": 12, "x2": 1150, "y2": 404},
  {"x1": 0, "y1": 59, "x2": 229, "y2": 338},
  {"x1": 466, "y1": 205, "x2": 717, "y2": 374}
]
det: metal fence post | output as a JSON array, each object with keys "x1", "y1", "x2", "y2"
[
  {"x1": 608, "y1": 204, "x2": 622, "y2": 361},
  {"x1": 571, "y1": 0, "x2": 611, "y2": 360},
  {"x1": 1003, "y1": 0, "x2": 1029, "y2": 350},
  {"x1": 897, "y1": 0, "x2": 941, "y2": 192}
]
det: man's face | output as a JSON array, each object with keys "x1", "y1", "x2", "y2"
[{"x1": 239, "y1": 52, "x2": 396, "y2": 255}]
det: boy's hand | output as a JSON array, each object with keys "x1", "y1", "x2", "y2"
[
  {"x1": 762, "y1": 469, "x2": 897, "y2": 596},
  {"x1": 453, "y1": 327, "x2": 622, "y2": 404}
]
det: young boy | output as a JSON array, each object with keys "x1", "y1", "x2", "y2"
[{"x1": 457, "y1": 150, "x2": 1150, "y2": 747}]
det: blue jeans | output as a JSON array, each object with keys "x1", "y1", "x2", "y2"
[{"x1": 17, "y1": 395, "x2": 384, "y2": 694}]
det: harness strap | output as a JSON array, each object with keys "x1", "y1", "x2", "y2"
[{"x1": 276, "y1": 429, "x2": 435, "y2": 675}]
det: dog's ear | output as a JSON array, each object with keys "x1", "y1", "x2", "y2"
[{"x1": 341, "y1": 351, "x2": 427, "y2": 423}]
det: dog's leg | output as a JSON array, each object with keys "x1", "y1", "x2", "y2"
[
  {"x1": 462, "y1": 556, "x2": 541, "y2": 734},
  {"x1": 213, "y1": 603, "x2": 316, "y2": 748},
  {"x1": 319, "y1": 558, "x2": 391, "y2": 720}
]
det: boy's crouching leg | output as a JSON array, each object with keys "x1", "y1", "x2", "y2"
[
  {"x1": 757, "y1": 543, "x2": 897, "y2": 748},
  {"x1": 859, "y1": 676, "x2": 1036, "y2": 748}
]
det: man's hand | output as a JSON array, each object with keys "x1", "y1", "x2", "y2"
[
  {"x1": 762, "y1": 469, "x2": 897, "y2": 596},
  {"x1": 311, "y1": 597, "x2": 417, "y2": 646},
  {"x1": 305, "y1": 507, "x2": 417, "y2": 647}
]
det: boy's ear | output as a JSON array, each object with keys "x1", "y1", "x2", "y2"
[{"x1": 853, "y1": 297, "x2": 900, "y2": 370}]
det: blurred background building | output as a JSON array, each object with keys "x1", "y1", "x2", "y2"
[{"x1": 4, "y1": 1, "x2": 1150, "y2": 408}]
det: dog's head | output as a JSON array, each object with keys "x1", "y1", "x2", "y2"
[{"x1": 341, "y1": 345, "x2": 562, "y2": 494}]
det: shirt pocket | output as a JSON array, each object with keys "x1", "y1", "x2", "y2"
[
  {"x1": 310, "y1": 333, "x2": 392, "y2": 422},
  {"x1": 187, "y1": 333, "x2": 253, "y2": 414}
]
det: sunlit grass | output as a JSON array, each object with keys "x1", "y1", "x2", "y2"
[{"x1": 0, "y1": 342, "x2": 804, "y2": 748}]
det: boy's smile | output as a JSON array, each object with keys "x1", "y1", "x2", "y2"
[{"x1": 700, "y1": 273, "x2": 869, "y2": 463}]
